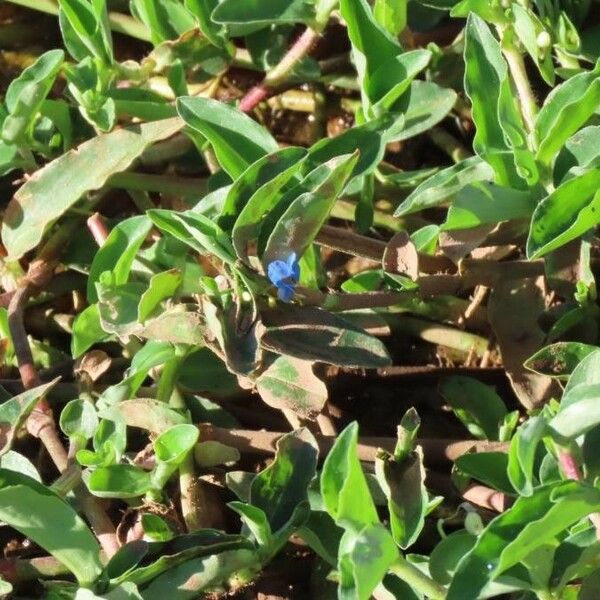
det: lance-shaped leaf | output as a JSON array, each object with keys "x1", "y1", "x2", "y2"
[
  {"x1": 448, "y1": 482, "x2": 600, "y2": 600},
  {"x1": 220, "y1": 146, "x2": 307, "y2": 231},
  {"x1": 87, "y1": 215, "x2": 152, "y2": 303},
  {"x1": 1, "y1": 49, "x2": 64, "y2": 144},
  {"x1": 176, "y1": 96, "x2": 278, "y2": 178},
  {"x1": 256, "y1": 355, "x2": 327, "y2": 420},
  {"x1": 212, "y1": 0, "x2": 316, "y2": 26},
  {"x1": 463, "y1": 14, "x2": 523, "y2": 188},
  {"x1": 261, "y1": 307, "x2": 391, "y2": 368},
  {"x1": 535, "y1": 63, "x2": 600, "y2": 167},
  {"x1": 527, "y1": 169, "x2": 600, "y2": 259},
  {"x1": 395, "y1": 156, "x2": 494, "y2": 216},
  {"x1": 2, "y1": 118, "x2": 182, "y2": 260},
  {"x1": 0, "y1": 469, "x2": 103, "y2": 585},
  {"x1": 250, "y1": 428, "x2": 318, "y2": 531},
  {"x1": 262, "y1": 152, "x2": 358, "y2": 267}
]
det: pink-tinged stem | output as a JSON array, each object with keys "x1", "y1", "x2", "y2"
[
  {"x1": 558, "y1": 449, "x2": 600, "y2": 538},
  {"x1": 240, "y1": 27, "x2": 320, "y2": 113},
  {"x1": 87, "y1": 212, "x2": 110, "y2": 246}
]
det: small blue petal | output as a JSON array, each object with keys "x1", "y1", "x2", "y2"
[
  {"x1": 267, "y1": 259, "x2": 289, "y2": 286},
  {"x1": 278, "y1": 284, "x2": 295, "y2": 302},
  {"x1": 286, "y1": 252, "x2": 297, "y2": 268}
]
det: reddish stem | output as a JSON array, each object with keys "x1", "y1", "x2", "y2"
[
  {"x1": 558, "y1": 449, "x2": 600, "y2": 538},
  {"x1": 240, "y1": 27, "x2": 320, "y2": 113},
  {"x1": 87, "y1": 212, "x2": 111, "y2": 246}
]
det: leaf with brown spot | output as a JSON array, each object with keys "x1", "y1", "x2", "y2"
[
  {"x1": 1, "y1": 118, "x2": 182, "y2": 260},
  {"x1": 257, "y1": 355, "x2": 327, "y2": 420}
]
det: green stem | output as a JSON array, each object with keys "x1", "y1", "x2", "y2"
[
  {"x1": 428, "y1": 127, "x2": 471, "y2": 164},
  {"x1": 388, "y1": 556, "x2": 446, "y2": 600},
  {"x1": 5, "y1": 0, "x2": 151, "y2": 41},
  {"x1": 501, "y1": 41, "x2": 538, "y2": 133}
]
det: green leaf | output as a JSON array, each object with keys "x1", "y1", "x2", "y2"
[
  {"x1": 395, "y1": 156, "x2": 494, "y2": 216},
  {"x1": 232, "y1": 151, "x2": 308, "y2": 263},
  {"x1": 511, "y1": 5, "x2": 555, "y2": 86},
  {"x1": 228, "y1": 501, "x2": 272, "y2": 546},
  {"x1": 455, "y1": 452, "x2": 515, "y2": 494},
  {"x1": 1, "y1": 118, "x2": 182, "y2": 260},
  {"x1": 220, "y1": 146, "x2": 307, "y2": 231},
  {"x1": 549, "y1": 386, "x2": 600, "y2": 439},
  {"x1": 535, "y1": 63, "x2": 600, "y2": 167},
  {"x1": 369, "y1": 50, "x2": 431, "y2": 114},
  {"x1": 148, "y1": 209, "x2": 235, "y2": 263},
  {"x1": 443, "y1": 182, "x2": 533, "y2": 230},
  {"x1": 130, "y1": 0, "x2": 196, "y2": 45},
  {"x1": 308, "y1": 116, "x2": 400, "y2": 180},
  {"x1": 87, "y1": 215, "x2": 152, "y2": 302},
  {"x1": 59, "y1": 0, "x2": 113, "y2": 63},
  {"x1": 88, "y1": 464, "x2": 153, "y2": 498},
  {"x1": 451, "y1": 0, "x2": 508, "y2": 23},
  {"x1": 0, "y1": 451, "x2": 41, "y2": 482},
  {"x1": 261, "y1": 307, "x2": 391, "y2": 368},
  {"x1": 554, "y1": 126, "x2": 600, "y2": 184},
  {"x1": 526, "y1": 169, "x2": 600, "y2": 259},
  {"x1": 262, "y1": 152, "x2": 358, "y2": 266},
  {"x1": 340, "y1": 0, "x2": 402, "y2": 109},
  {"x1": 463, "y1": 14, "x2": 522, "y2": 188},
  {"x1": 565, "y1": 349, "x2": 600, "y2": 395},
  {"x1": 321, "y1": 422, "x2": 379, "y2": 530},
  {"x1": 525, "y1": 342, "x2": 598, "y2": 379},
  {"x1": 375, "y1": 447, "x2": 427, "y2": 548},
  {"x1": 448, "y1": 482, "x2": 600, "y2": 600},
  {"x1": 176, "y1": 97, "x2": 278, "y2": 178},
  {"x1": 507, "y1": 415, "x2": 548, "y2": 496},
  {"x1": 71, "y1": 303, "x2": 110, "y2": 358},
  {"x1": 0, "y1": 469, "x2": 102, "y2": 585},
  {"x1": 439, "y1": 376, "x2": 507, "y2": 440},
  {"x1": 2, "y1": 49, "x2": 64, "y2": 144},
  {"x1": 374, "y1": 0, "x2": 407, "y2": 36},
  {"x1": 338, "y1": 524, "x2": 399, "y2": 600},
  {"x1": 212, "y1": 0, "x2": 316, "y2": 26},
  {"x1": 137, "y1": 269, "x2": 182, "y2": 322},
  {"x1": 389, "y1": 80, "x2": 457, "y2": 142},
  {"x1": 184, "y1": 0, "x2": 225, "y2": 47},
  {"x1": 0, "y1": 379, "x2": 60, "y2": 456},
  {"x1": 256, "y1": 355, "x2": 327, "y2": 420},
  {"x1": 430, "y1": 530, "x2": 477, "y2": 585},
  {"x1": 141, "y1": 549, "x2": 257, "y2": 600},
  {"x1": 250, "y1": 428, "x2": 318, "y2": 531},
  {"x1": 60, "y1": 399, "x2": 98, "y2": 442}
]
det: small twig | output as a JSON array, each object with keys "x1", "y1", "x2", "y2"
[
  {"x1": 428, "y1": 127, "x2": 472, "y2": 163},
  {"x1": 197, "y1": 425, "x2": 508, "y2": 468},
  {"x1": 87, "y1": 213, "x2": 110, "y2": 247},
  {"x1": 462, "y1": 484, "x2": 511, "y2": 513},
  {"x1": 240, "y1": 27, "x2": 321, "y2": 112}
]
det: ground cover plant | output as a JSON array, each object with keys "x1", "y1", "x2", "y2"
[{"x1": 3, "y1": 0, "x2": 600, "y2": 598}]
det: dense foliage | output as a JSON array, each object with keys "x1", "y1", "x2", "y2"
[{"x1": 2, "y1": 0, "x2": 600, "y2": 598}]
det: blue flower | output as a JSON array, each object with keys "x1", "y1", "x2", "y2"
[{"x1": 267, "y1": 252, "x2": 300, "y2": 303}]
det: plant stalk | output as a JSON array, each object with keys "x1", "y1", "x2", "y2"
[
  {"x1": 502, "y1": 42, "x2": 538, "y2": 133},
  {"x1": 388, "y1": 556, "x2": 447, "y2": 600}
]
